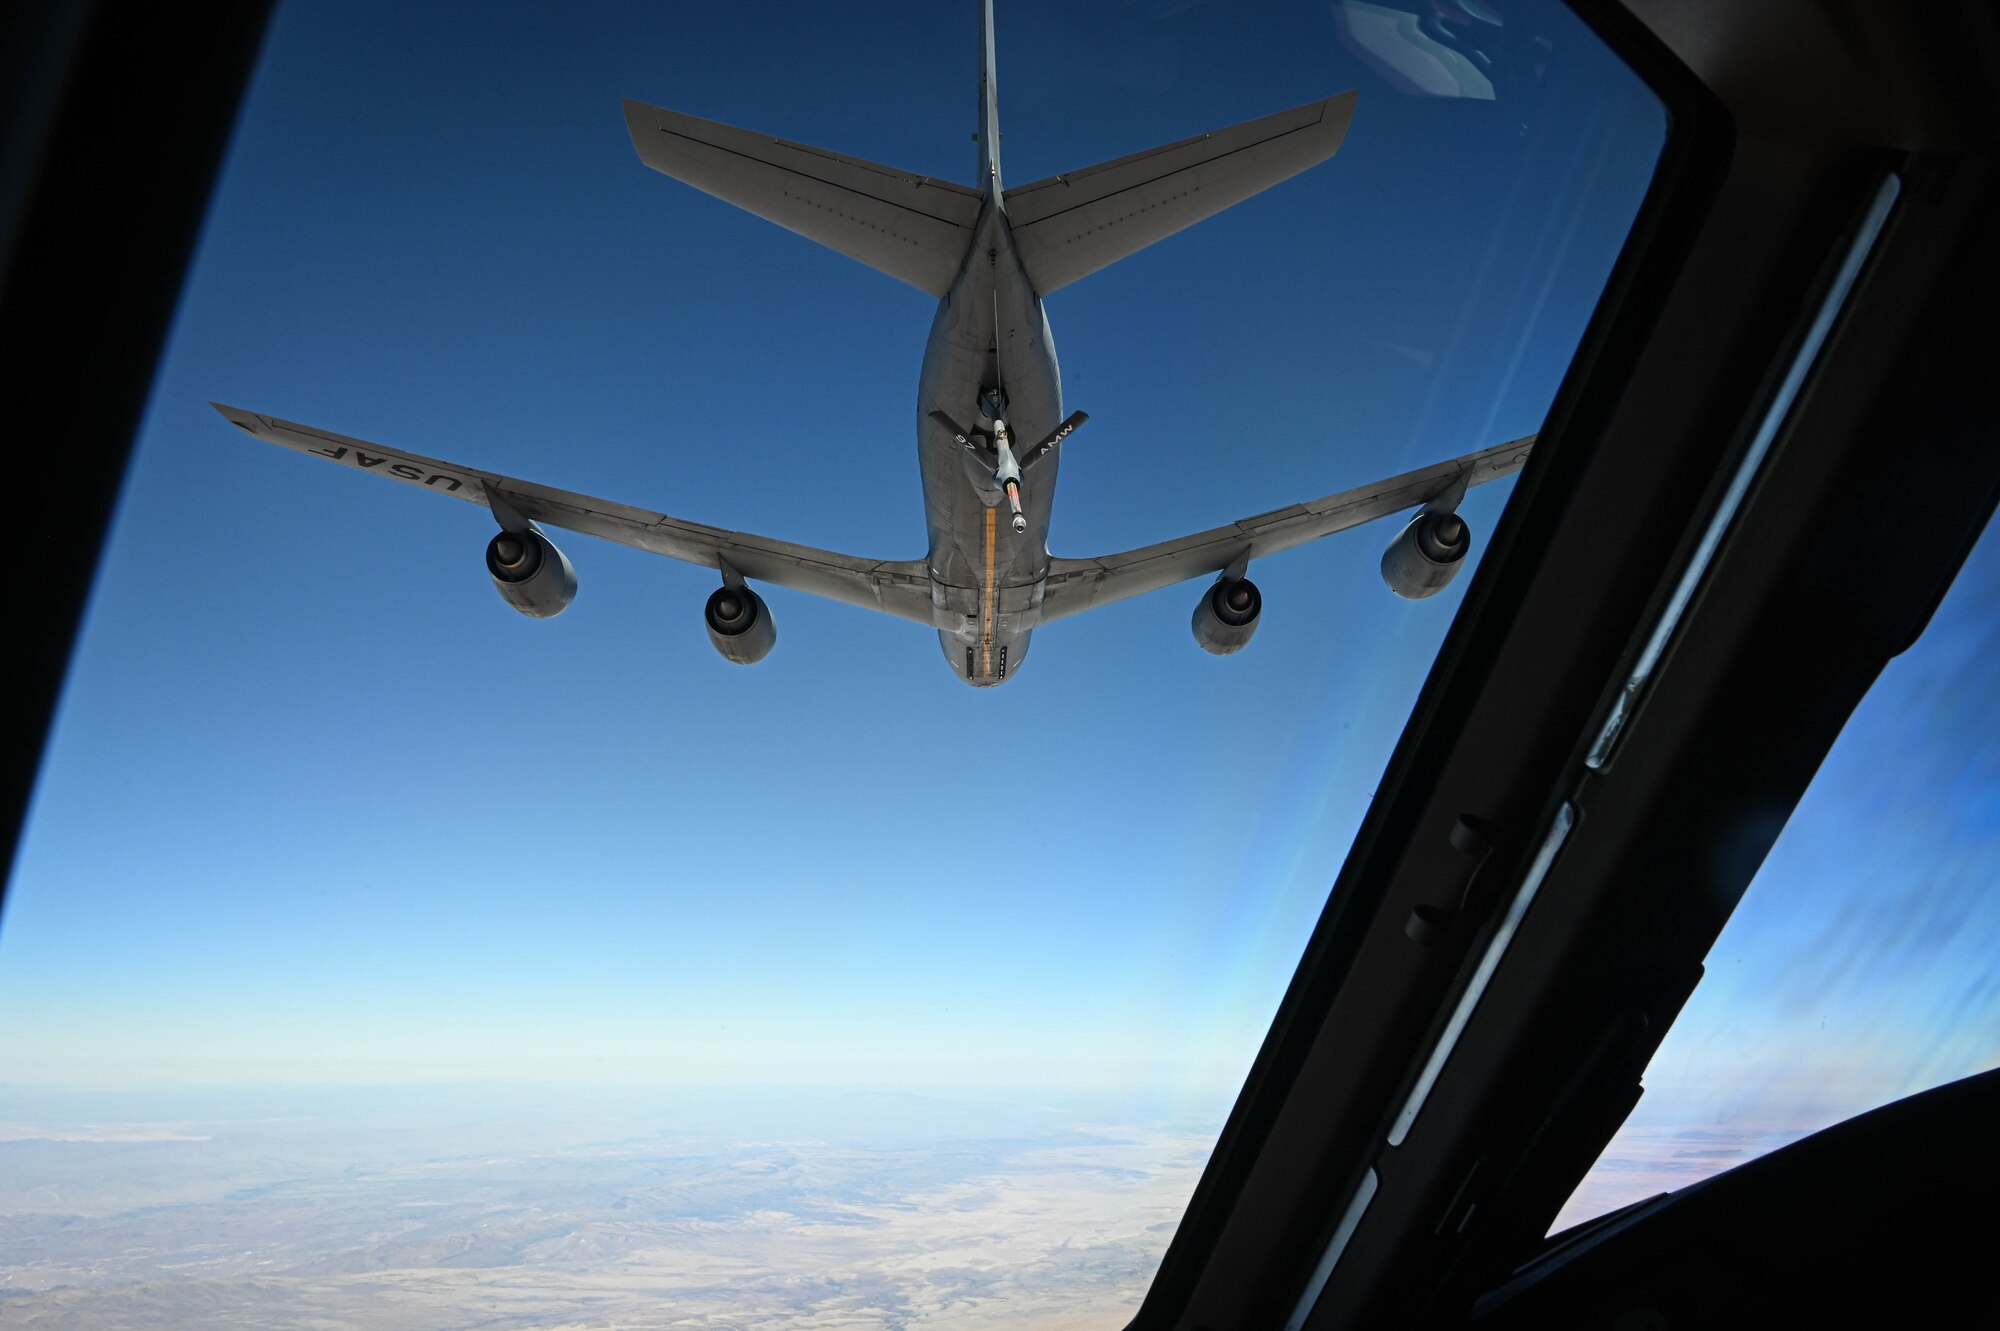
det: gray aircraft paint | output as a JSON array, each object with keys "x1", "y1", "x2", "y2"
[
  {"x1": 916, "y1": 194, "x2": 1064, "y2": 683},
  {"x1": 214, "y1": 1, "x2": 1532, "y2": 687}
]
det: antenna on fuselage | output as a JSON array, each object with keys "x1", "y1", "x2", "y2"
[{"x1": 990, "y1": 293, "x2": 1008, "y2": 412}]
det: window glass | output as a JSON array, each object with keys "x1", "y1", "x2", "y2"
[
  {"x1": 1, "y1": 1, "x2": 1661, "y2": 1323},
  {"x1": 1556, "y1": 508, "x2": 2000, "y2": 1232}
]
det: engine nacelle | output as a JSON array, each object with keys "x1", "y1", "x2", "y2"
[
  {"x1": 486, "y1": 529, "x2": 577, "y2": 618},
  {"x1": 705, "y1": 585, "x2": 777, "y2": 664},
  {"x1": 1191, "y1": 576, "x2": 1262, "y2": 655},
  {"x1": 1381, "y1": 510, "x2": 1471, "y2": 600}
]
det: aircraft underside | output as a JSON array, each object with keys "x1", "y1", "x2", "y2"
[
  {"x1": 920, "y1": 204, "x2": 1063, "y2": 686},
  {"x1": 212, "y1": 2, "x2": 1538, "y2": 690}
]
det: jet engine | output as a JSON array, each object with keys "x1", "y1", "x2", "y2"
[
  {"x1": 705, "y1": 585, "x2": 777, "y2": 664},
  {"x1": 485, "y1": 529, "x2": 577, "y2": 617},
  {"x1": 1381, "y1": 510, "x2": 1470, "y2": 599},
  {"x1": 1191, "y1": 576, "x2": 1262, "y2": 655}
]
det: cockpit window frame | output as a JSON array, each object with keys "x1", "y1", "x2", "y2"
[{"x1": 1129, "y1": 4, "x2": 2000, "y2": 1329}]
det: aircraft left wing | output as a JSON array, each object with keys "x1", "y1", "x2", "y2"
[
  {"x1": 211, "y1": 404, "x2": 937, "y2": 624},
  {"x1": 1039, "y1": 434, "x2": 1534, "y2": 622}
]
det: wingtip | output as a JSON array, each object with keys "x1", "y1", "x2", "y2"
[
  {"x1": 1315, "y1": 89, "x2": 1360, "y2": 154},
  {"x1": 620, "y1": 97, "x2": 665, "y2": 157},
  {"x1": 210, "y1": 401, "x2": 262, "y2": 434}
]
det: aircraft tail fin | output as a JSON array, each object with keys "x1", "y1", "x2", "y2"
[
  {"x1": 1003, "y1": 90, "x2": 1357, "y2": 296},
  {"x1": 978, "y1": 0, "x2": 1002, "y2": 197},
  {"x1": 623, "y1": 100, "x2": 983, "y2": 297}
]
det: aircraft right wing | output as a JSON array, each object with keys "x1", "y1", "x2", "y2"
[
  {"x1": 623, "y1": 99, "x2": 983, "y2": 297},
  {"x1": 1004, "y1": 91, "x2": 1357, "y2": 296},
  {"x1": 1039, "y1": 433, "x2": 1534, "y2": 623},
  {"x1": 212, "y1": 404, "x2": 937, "y2": 624}
]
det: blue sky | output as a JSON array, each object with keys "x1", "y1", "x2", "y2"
[
  {"x1": 2, "y1": 0, "x2": 1666, "y2": 1111},
  {"x1": 1619, "y1": 516, "x2": 2000, "y2": 1116},
  {"x1": 1556, "y1": 511, "x2": 2000, "y2": 1224}
]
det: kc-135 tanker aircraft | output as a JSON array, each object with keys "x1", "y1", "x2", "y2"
[{"x1": 215, "y1": 1, "x2": 1532, "y2": 687}]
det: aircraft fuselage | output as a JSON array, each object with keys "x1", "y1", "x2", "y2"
[{"x1": 918, "y1": 197, "x2": 1063, "y2": 686}]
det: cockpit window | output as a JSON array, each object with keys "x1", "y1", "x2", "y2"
[
  {"x1": 1555, "y1": 505, "x2": 2000, "y2": 1232},
  {"x1": 0, "y1": 0, "x2": 1661, "y2": 1323}
]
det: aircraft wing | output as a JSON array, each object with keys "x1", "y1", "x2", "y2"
[
  {"x1": 211, "y1": 404, "x2": 936, "y2": 624},
  {"x1": 1004, "y1": 91, "x2": 1356, "y2": 296},
  {"x1": 622, "y1": 100, "x2": 983, "y2": 298},
  {"x1": 1039, "y1": 433, "x2": 1534, "y2": 623}
]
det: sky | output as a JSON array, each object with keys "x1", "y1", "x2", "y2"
[
  {"x1": 0, "y1": 0, "x2": 1668, "y2": 1125},
  {"x1": 1555, "y1": 510, "x2": 2000, "y2": 1225}
]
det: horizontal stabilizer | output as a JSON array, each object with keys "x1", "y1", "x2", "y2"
[
  {"x1": 1005, "y1": 91, "x2": 1356, "y2": 295},
  {"x1": 623, "y1": 100, "x2": 982, "y2": 296}
]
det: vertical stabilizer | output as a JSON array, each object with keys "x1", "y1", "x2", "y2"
[{"x1": 977, "y1": 0, "x2": 1002, "y2": 199}]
